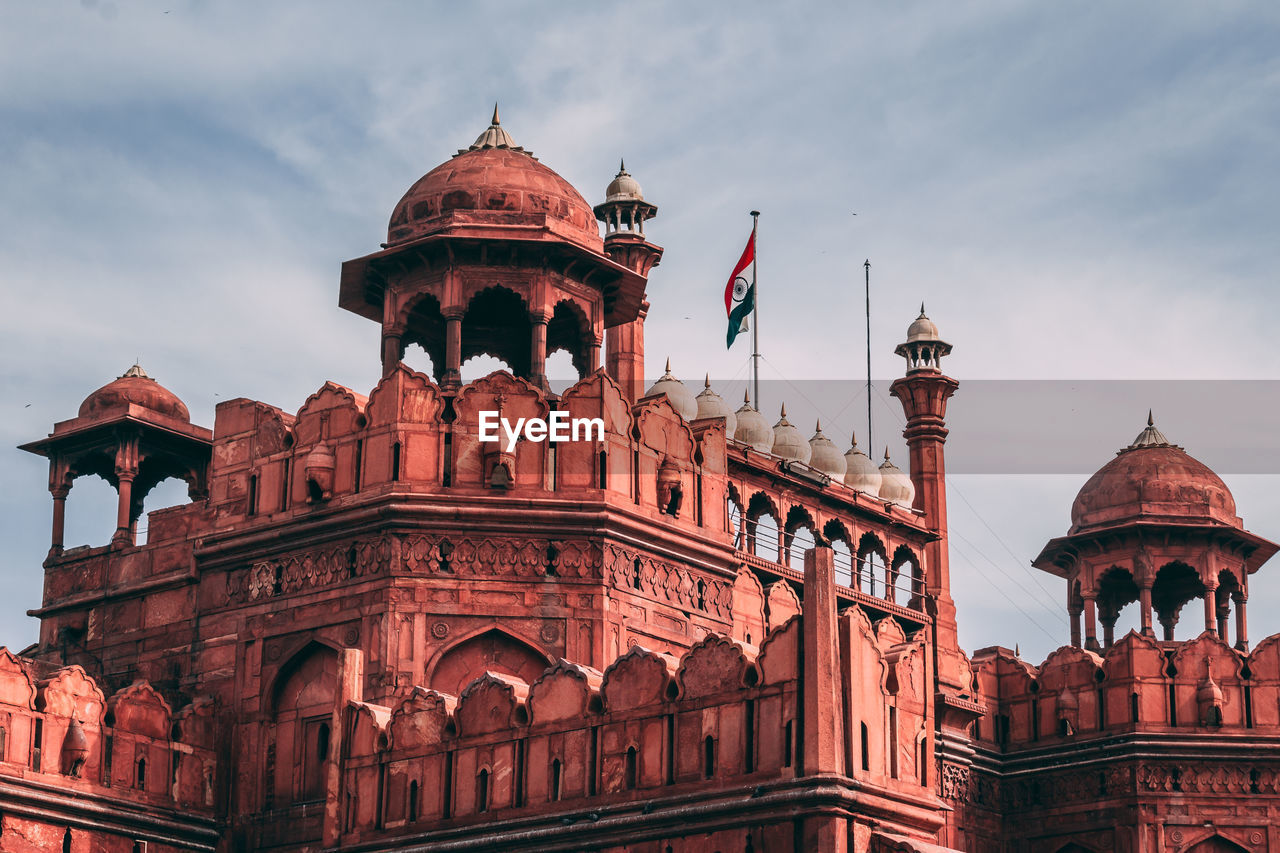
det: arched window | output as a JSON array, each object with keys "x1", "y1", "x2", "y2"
[
  {"x1": 551, "y1": 758, "x2": 562, "y2": 801},
  {"x1": 476, "y1": 768, "x2": 490, "y2": 813},
  {"x1": 624, "y1": 746, "x2": 638, "y2": 789},
  {"x1": 703, "y1": 735, "x2": 716, "y2": 779},
  {"x1": 408, "y1": 779, "x2": 419, "y2": 822},
  {"x1": 860, "y1": 722, "x2": 870, "y2": 771},
  {"x1": 136, "y1": 757, "x2": 147, "y2": 789}
]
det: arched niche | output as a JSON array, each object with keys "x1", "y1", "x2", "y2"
[
  {"x1": 268, "y1": 642, "x2": 338, "y2": 805},
  {"x1": 426, "y1": 628, "x2": 552, "y2": 698}
]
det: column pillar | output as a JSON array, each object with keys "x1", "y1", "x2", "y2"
[
  {"x1": 530, "y1": 314, "x2": 549, "y2": 390},
  {"x1": 112, "y1": 438, "x2": 139, "y2": 548},
  {"x1": 443, "y1": 310, "x2": 463, "y2": 387},
  {"x1": 1138, "y1": 581, "x2": 1155, "y2": 638},
  {"x1": 113, "y1": 474, "x2": 135, "y2": 547},
  {"x1": 1233, "y1": 592, "x2": 1249, "y2": 651},
  {"x1": 1203, "y1": 580, "x2": 1218, "y2": 636},
  {"x1": 50, "y1": 485, "x2": 70, "y2": 555},
  {"x1": 1100, "y1": 604, "x2": 1117, "y2": 649},
  {"x1": 1083, "y1": 594, "x2": 1100, "y2": 652},
  {"x1": 1069, "y1": 605, "x2": 1082, "y2": 648},
  {"x1": 381, "y1": 330, "x2": 404, "y2": 378},
  {"x1": 1216, "y1": 600, "x2": 1231, "y2": 645},
  {"x1": 588, "y1": 336, "x2": 602, "y2": 373},
  {"x1": 1159, "y1": 611, "x2": 1177, "y2": 642}
]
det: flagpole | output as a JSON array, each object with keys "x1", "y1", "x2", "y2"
[
  {"x1": 865, "y1": 258, "x2": 872, "y2": 453},
  {"x1": 750, "y1": 210, "x2": 760, "y2": 411}
]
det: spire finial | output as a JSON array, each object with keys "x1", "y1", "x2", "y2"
[
  {"x1": 851, "y1": 429, "x2": 858, "y2": 448},
  {"x1": 743, "y1": 388, "x2": 751, "y2": 405},
  {"x1": 619, "y1": 157, "x2": 627, "y2": 174},
  {"x1": 491, "y1": 103, "x2": 500, "y2": 126},
  {"x1": 884, "y1": 446, "x2": 891, "y2": 461},
  {"x1": 704, "y1": 373, "x2": 711, "y2": 389},
  {"x1": 1147, "y1": 409, "x2": 1154, "y2": 427},
  {"x1": 920, "y1": 301, "x2": 926, "y2": 315},
  {"x1": 780, "y1": 403, "x2": 787, "y2": 418},
  {"x1": 815, "y1": 418, "x2": 822, "y2": 432},
  {"x1": 664, "y1": 356, "x2": 671, "y2": 374}
]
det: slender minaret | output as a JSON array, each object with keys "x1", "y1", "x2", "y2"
[
  {"x1": 889, "y1": 306, "x2": 963, "y2": 690},
  {"x1": 594, "y1": 161, "x2": 662, "y2": 401}
]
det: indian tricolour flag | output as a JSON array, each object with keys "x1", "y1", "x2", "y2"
[{"x1": 724, "y1": 231, "x2": 755, "y2": 348}]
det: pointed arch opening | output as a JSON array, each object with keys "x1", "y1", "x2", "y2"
[
  {"x1": 1152, "y1": 561, "x2": 1205, "y2": 642},
  {"x1": 783, "y1": 505, "x2": 818, "y2": 570},
  {"x1": 461, "y1": 286, "x2": 531, "y2": 379},
  {"x1": 268, "y1": 641, "x2": 339, "y2": 805},
  {"x1": 1096, "y1": 567, "x2": 1140, "y2": 648},
  {"x1": 857, "y1": 533, "x2": 888, "y2": 597},
  {"x1": 427, "y1": 628, "x2": 552, "y2": 697},
  {"x1": 546, "y1": 299, "x2": 592, "y2": 389},
  {"x1": 402, "y1": 292, "x2": 446, "y2": 382},
  {"x1": 746, "y1": 492, "x2": 781, "y2": 562}
]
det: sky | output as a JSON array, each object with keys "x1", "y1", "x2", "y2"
[{"x1": 2, "y1": 2, "x2": 1278, "y2": 663}]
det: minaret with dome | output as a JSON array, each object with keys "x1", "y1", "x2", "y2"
[{"x1": 1034, "y1": 413, "x2": 1277, "y2": 651}]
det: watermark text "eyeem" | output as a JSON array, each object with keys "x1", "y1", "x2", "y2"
[{"x1": 478, "y1": 411, "x2": 605, "y2": 452}]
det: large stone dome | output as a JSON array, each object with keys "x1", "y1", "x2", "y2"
[
  {"x1": 1070, "y1": 416, "x2": 1238, "y2": 533},
  {"x1": 386, "y1": 110, "x2": 602, "y2": 251},
  {"x1": 78, "y1": 364, "x2": 190, "y2": 422}
]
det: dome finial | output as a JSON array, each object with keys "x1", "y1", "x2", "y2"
[
  {"x1": 884, "y1": 446, "x2": 891, "y2": 461},
  {"x1": 743, "y1": 388, "x2": 751, "y2": 405},
  {"x1": 850, "y1": 429, "x2": 858, "y2": 448},
  {"x1": 664, "y1": 356, "x2": 672, "y2": 374},
  {"x1": 815, "y1": 418, "x2": 822, "y2": 432},
  {"x1": 619, "y1": 157, "x2": 627, "y2": 174},
  {"x1": 468, "y1": 104, "x2": 523, "y2": 153},
  {"x1": 1148, "y1": 409, "x2": 1154, "y2": 427},
  {"x1": 780, "y1": 402, "x2": 788, "y2": 419},
  {"x1": 704, "y1": 373, "x2": 711, "y2": 389},
  {"x1": 920, "y1": 301, "x2": 926, "y2": 315}
]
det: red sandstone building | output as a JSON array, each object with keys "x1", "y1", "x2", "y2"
[{"x1": 9, "y1": 112, "x2": 1278, "y2": 852}]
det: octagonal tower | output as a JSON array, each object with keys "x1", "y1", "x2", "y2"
[{"x1": 339, "y1": 108, "x2": 655, "y2": 390}]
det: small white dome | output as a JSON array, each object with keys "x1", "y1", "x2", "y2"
[
  {"x1": 843, "y1": 433, "x2": 882, "y2": 495},
  {"x1": 604, "y1": 159, "x2": 644, "y2": 203},
  {"x1": 878, "y1": 449, "x2": 916, "y2": 507},
  {"x1": 694, "y1": 375, "x2": 737, "y2": 435},
  {"x1": 771, "y1": 405, "x2": 811, "y2": 463},
  {"x1": 808, "y1": 420, "x2": 846, "y2": 479},
  {"x1": 733, "y1": 391, "x2": 773, "y2": 452},
  {"x1": 905, "y1": 303, "x2": 941, "y2": 343},
  {"x1": 644, "y1": 358, "x2": 698, "y2": 420}
]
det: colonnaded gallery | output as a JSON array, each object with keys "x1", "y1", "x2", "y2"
[{"x1": 7, "y1": 111, "x2": 1277, "y2": 852}]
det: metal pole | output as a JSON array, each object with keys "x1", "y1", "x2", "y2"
[
  {"x1": 865, "y1": 258, "x2": 872, "y2": 452},
  {"x1": 750, "y1": 210, "x2": 761, "y2": 410}
]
